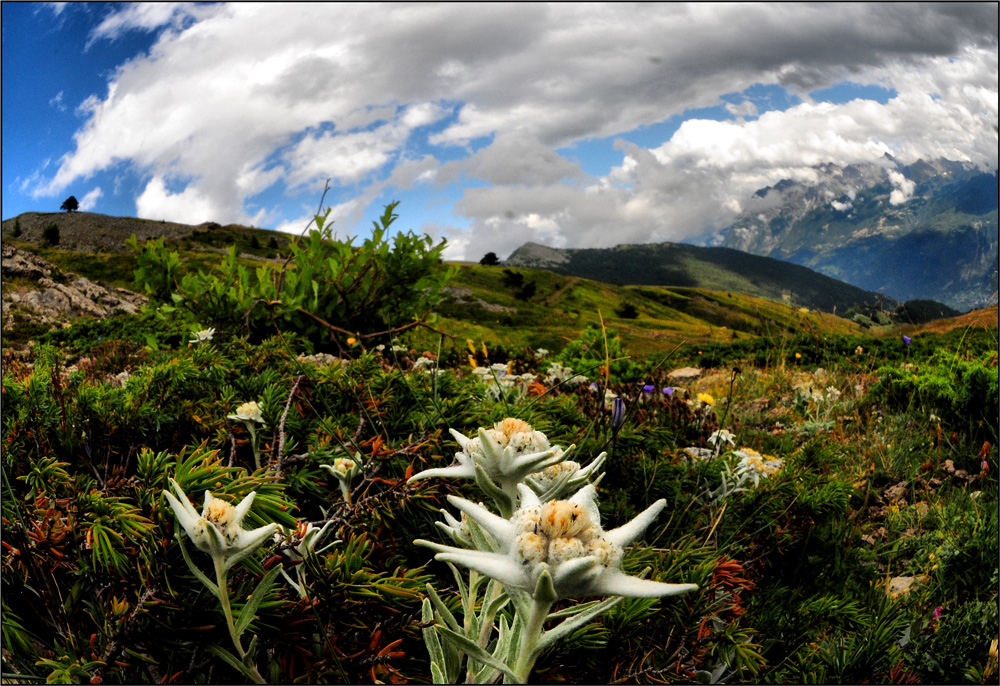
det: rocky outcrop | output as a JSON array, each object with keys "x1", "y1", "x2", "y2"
[
  {"x1": 1, "y1": 245, "x2": 147, "y2": 333},
  {"x1": 505, "y1": 242, "x2": 572, "y2": 269}
]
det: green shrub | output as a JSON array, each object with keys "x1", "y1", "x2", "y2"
[
  {"x1": 129, "y1": 203, "x2": 453, "y2": 347},
  {"x1": 41, "y1": 223, "x2": 60, "y2": 247}
]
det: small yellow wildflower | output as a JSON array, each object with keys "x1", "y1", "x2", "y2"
[{"x1": 697, "y1": 392, "x2": 715, "y2": 406}]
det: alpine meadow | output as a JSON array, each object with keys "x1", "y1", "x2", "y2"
[
  {"x1": 0, "y1": 198, "x2": 997, "y2": 684},
  {"x1": 2, "y1": 3, "x2": 998, "y2": 685}
]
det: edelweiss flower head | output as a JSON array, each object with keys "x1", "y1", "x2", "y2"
[
  {"x1": 734, "y1": 448, "x2": 784, "y2": 487},
  {"x1": 328, "y1": 457, "x2": 357, "y2": 477},
  {"x1": 708, "y1": 430, "x2": 736, "y2": 448},
  {"x1": 603, "y1": 390, "x2": 618, "y2": 411},
  {"x1": 321, "y1": 454, "x2": 363, "y2": 502},
  {"x1": 408, "y1": 419, "x2": 561, "y2": 489},
  {"x1": 544, "y1": 362, "x2": 585, "y2": 387},
  {"x1": 228, "y1": 401, "x2": 265, "y2": 425},
  {"x1": 162, "y1": 478, "x2": 277, "y2": 570},
  {"x1": 417, "y1": 485, "x2": 697, "y2": 602},
  {"x1": 190, "y1": 328, "x2": 215, "y2": 344}
]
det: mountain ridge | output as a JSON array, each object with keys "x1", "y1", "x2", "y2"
[
  {"x1": 505, "y1": 239, "x2": 893, "y2": 315},
  {"x1": 717, "y1": 157, "x2": 998, "y2": 310}
]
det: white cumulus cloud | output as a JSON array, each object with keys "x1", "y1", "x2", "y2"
[{"x1": 24, "y1": 3, "x2": 997, "y2": 259}]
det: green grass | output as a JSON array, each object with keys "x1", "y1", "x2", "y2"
[
  {"x1": 2, "y1": 318, "x2": 995, "y2": 684},
  {"x1": 411, "y1": 263, "x2": 863, "y2": 358}
]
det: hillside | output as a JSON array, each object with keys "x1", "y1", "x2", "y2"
[
  {"x1": 717, "y1": 158, "x2": 999, "y2": 310},
  {"x1": 505, "y1": 240, "x2": 890, "y2": 315},
  {"x1": 412, "y1": 262, "x2": 864, "y2": 356},
  {"x1": 1, "y1": 210, "x2": 293, "y2": 256}
]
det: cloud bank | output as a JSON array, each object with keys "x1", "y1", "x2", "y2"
[{"x1": 32, "y1": 2, "x2": 998, "y2": 259}]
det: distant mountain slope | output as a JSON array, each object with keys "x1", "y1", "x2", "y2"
[
  {"x1": 717, "y1": 157, "x2": 998, "y2": 310},
  {"x1": 505, "y1": 240, "x2": 890, "y2": 314}
]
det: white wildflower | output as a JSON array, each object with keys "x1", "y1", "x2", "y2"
[
  {"x1": 190, "y1": 328, "x2": 215, "y2": 344},
  {"x1": 708, "y1": 429, "x2": 736, "y2": 449},
  {"x1": 162, "y1": 479, "x2": 277, "y2": 571},
  {"x1": 733, "y1": 448, "x2": 784, "y2": 487},
  {"x1": 416, "y1": 484, "x2": 697, "y2": 602},
  {"x1": 228, "y1": 401, "x2": 265, "y2": 425}
]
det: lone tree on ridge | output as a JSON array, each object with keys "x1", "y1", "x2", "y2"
[{"x1": 60, "y1": 196, "x2": 79, "y2": 212}]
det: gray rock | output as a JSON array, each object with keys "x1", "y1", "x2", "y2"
[{"x1": 2, "y1": 245, "x2": 147, "y2": 333}]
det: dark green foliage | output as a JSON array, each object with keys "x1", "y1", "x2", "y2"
[
  {"x1": 866, "y1": 350, "x2": 999, "y2": 444},
  {"x1": 480, "y1": 252, "x2": 500, "y2": 266},
  {"x1": 42, "y1": 223, "x2": 60, "y2": 247},
  {"x1": 905, "y1": 600, "x2": 999, "y2": 682},
  {"x1": 12, "y1": 218, "x2": 21, "y2": 237},
  {"x1": 60, "y1": 195, "x2": 79, "y2": 212}
]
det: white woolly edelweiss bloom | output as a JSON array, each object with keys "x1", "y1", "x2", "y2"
[
  {"x1": 162, "y1": 478, "x2": 277, "y2": 570},
  {"x1": 417, "y1": 484, "x2": 697, "y2": 602},
  {"x1": 413, "y1": 356, "x2": 437, "y2": 371},
  {"x1": 733, "y1": 448, "x2": 784, "y2": 487},
  {"x1": 408, "y1": 418, "x2": 564, "y2": 490},
  {"x1": 190, "y1": 328, "x2": 215, "y2": 344},
  {"x1": 228, "y1": 401, "x2": 265, "y2": 425},
  {"x1": 707, "y1": 429, "x2": 736, "y2": 449}
]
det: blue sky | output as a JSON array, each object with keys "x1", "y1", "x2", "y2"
[{"x1": 3, "y1": 3, "x2": 997, "y2": 261}]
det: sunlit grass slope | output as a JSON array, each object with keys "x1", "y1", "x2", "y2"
[{"x1": 414, "y1": 263, "x2": 863, "y2": 356}]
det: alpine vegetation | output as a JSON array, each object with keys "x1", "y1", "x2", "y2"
[
  {"x1": 411, "y1": 420, "x2": 696, "y2": 683},
  {"x1": 1, "y1": 204, "x2": 996, "y2": 684}
]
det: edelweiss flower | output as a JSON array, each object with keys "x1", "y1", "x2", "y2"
[
  {"x1": 734, "y1": 448, "x2": 783, "y2": 487},
  {"x1": 708, "y1": 429, "x2": 736, "y2": 449},
  {"x1": 408, "y1": 419, "x2": 563, "y2": 493},
  {"x1": 228, "y1": 401, "x2": 265, "y2": 425},
  {"x1": 163, "y1": 478, "x2": 277, "y2": 570},
  {"x1": 416, "y1": 484, "x2": 697, "y2": 602},
  {"x1": 190, "y1": 328, "x2": 215, "y2": 344},
  {"x1": 603, "y1": 389, "x2": 618, "y2": 410},
  {"x1": 524, "y1": 452, "x2": 606, "y2": 501},
  {"x1": 321, "y1": 455, "x2": 363, "y2": 503}
]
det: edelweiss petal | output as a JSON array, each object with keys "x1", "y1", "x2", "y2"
[
  {"x1": 415, "y1": 539, "x2": 529, "y2": 589},
  {"x1": 446, "y1": 495, "x2": 515, "y2": 544},
  {"x1": 589, "y1": 569, "x2": 699, "y2": 598},
  {"x1": 407, "y1": 455, "x2": 476, "y2": 483},
  {"x1": 603, "y1": 498, "x2": 666, "y2": 548}
]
